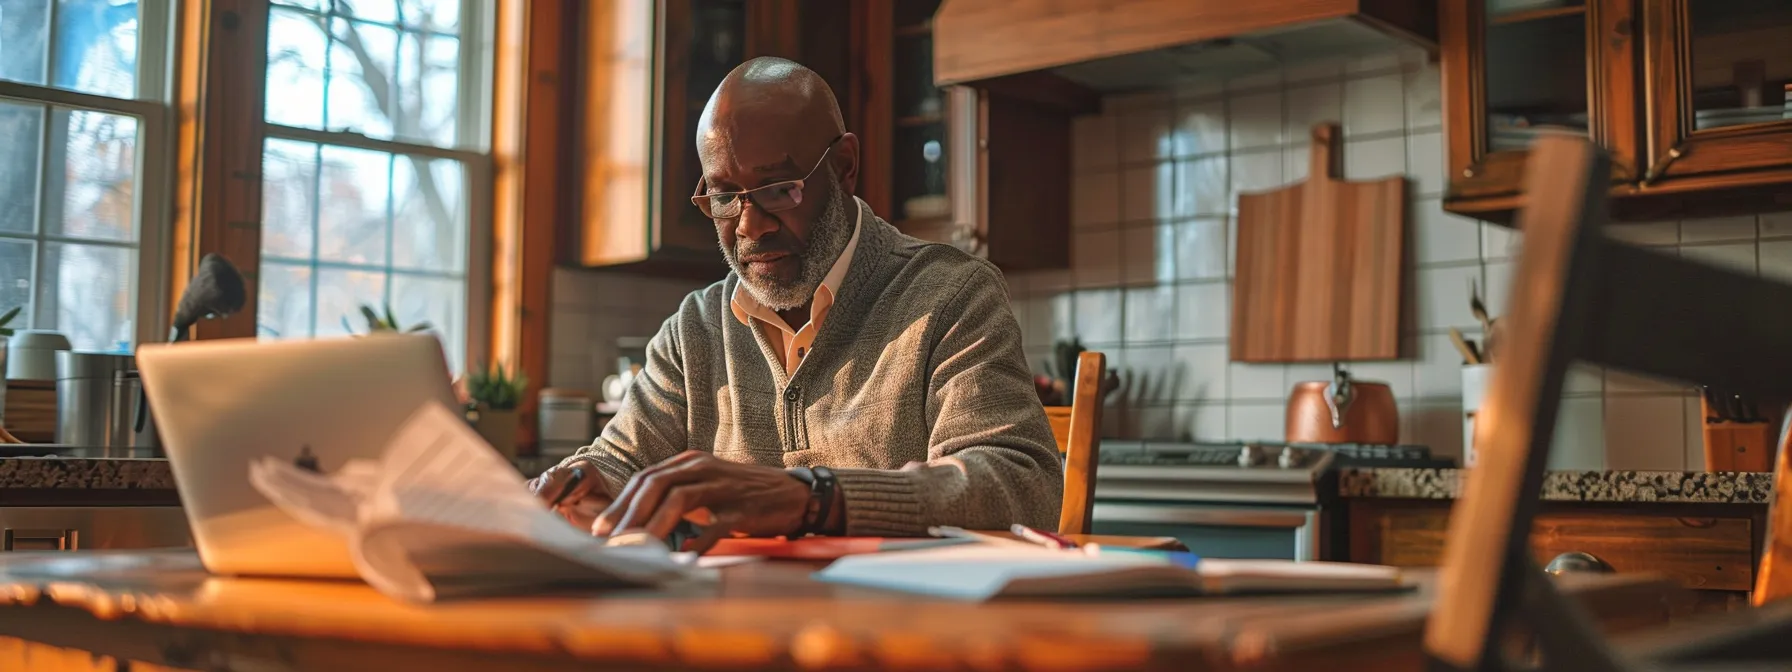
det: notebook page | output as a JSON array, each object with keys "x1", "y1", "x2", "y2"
[{"x1": 364, "y1": 402, "x2": 686, "y2": 566}]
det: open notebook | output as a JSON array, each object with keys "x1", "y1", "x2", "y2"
[
  {"x1": 247, "y1": 402, "x2": 692, "y2": 603},
  {"x1": 814, "y1": 544, "x2": 1410, "y2": 601}
]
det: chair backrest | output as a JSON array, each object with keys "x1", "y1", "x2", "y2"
[
  {"x1": 1423, "y1": 130, "x2": 1792, "y2": 670},
  {"x1": 1048, "y1": 351, "x2": 1105, "y2": 536},
  {"x1": 1753, "y1": 413, "x2": 1792, "y2": 605}
]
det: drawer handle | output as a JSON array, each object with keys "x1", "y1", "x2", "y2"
[
  {"x1": 3, "y1": 528, "x2": 79, "y2": 552},
  {"x1": 1544, "y1": 552, "x2": 1611, "y2": 575}
]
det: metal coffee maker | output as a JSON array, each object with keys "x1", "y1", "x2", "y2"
[{"x1": 56, "y1": 352, "x2": 158, "y2": 457}]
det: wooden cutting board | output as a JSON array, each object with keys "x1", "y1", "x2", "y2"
[{"x1": 1232, "y1": 123, "x2": 1405, "y2": 362}]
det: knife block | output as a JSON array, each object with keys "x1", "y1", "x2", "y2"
[{"x1": 1700, "y1": 395, "x2": 1775, "y2": 472}]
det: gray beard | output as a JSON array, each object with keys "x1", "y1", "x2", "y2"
[{"x1": 723, "y1": 178, "x2": 855, "y2": 312}]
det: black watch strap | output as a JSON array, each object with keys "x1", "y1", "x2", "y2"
[{"x1": 788, "y1": 466, "x2": 839, "y2": 537}]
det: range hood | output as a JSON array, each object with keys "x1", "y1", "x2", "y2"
[{"x1": 934, "y1": 0, "x2": 1438, "y2": 92}]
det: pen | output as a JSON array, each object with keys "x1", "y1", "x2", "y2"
[
  {"x1": 1010, "y1": 524, "x2": 1078, "y2": 550},
  {"x1": 927, "y1": 526, "x2": 1038, "y2": 548},
  {"x1": 550, "y1": 467, "x2": 585, "y2": 506}
]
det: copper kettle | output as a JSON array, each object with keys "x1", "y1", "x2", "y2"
[{"x1": 1286, "y1": 364, "x2": 1399, "y2": 444}]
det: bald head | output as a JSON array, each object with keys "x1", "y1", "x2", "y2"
[
  {"x1": 694, "y1": 57, "x2": 862, "y2": 315},
  {"x1": 698, "y1": 57, "x2": 845, "y2": 163}
]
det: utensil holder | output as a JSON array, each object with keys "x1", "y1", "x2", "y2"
[{"x1": 1701, "y1": 395, "x2": 1774, "y2": 472}]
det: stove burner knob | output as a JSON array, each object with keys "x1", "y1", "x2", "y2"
[
  {"x1": 1238, "y1": 445, "x2": 1263, "y2": 467},
  {"x1": 1277, "y1": 447, "x2": 1302, "y2": 469}
]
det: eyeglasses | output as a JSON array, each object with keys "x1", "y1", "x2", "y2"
[{"x1": 691, "y1": 135, "x2": 843, "y2": 220}]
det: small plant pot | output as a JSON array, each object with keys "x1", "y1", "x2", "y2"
[{"x1": 472, "y1": 405, "x2": 520, "y2": 460}]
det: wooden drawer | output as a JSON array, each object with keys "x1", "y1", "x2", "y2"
[
  {"x1": 1, "y1": 380, "x2": 56, "y2": 444},
  {"x1": 1352, "y1": 506, "x2": 1754, "y2": 591}
]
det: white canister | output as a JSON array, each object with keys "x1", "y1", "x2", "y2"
[
  {"x1": 7, "y1": 330, "x2": 72, "y2": 381},
  {"x1": 1461, "y1": 363, "x2": 1603, "y2": 470},
  {"x1": 538, "y1": 388, "x2": 594, "y2": 460}
]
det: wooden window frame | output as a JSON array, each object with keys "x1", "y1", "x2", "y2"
[{"x1": 171, "y1": 0, "x2": 560, "y2": 449}]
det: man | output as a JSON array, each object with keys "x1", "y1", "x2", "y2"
[{"x1": 529, "y1": 57, "x2": 1061, "y2": 550}]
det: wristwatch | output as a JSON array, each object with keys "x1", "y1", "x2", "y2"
[{"x1": 786, "y1": 466, "x2": 838, "y2": 537}]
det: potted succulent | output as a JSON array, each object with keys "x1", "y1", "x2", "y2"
[
  {"x1": 466, "y1": 361, "x2": 528, "y2": 459},
  {"x1": 343, "y1": 302, "x2": 432, "y2": 335}
]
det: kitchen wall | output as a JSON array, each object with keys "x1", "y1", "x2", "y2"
[
  {"x1": 547, "y1": 268, "x2": 711, "y2": 396},
  {"x1": 1004, "y1": 45, "x2": 1792, "y2": 471}
]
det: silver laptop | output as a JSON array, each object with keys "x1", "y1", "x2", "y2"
[{"x1": 136, "y1": 334, "x2": 459, "y2": 578}]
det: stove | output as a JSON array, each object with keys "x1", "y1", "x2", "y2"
[{"x1": 1089, "y1": 440, "x2": 1456, "y2": 562}]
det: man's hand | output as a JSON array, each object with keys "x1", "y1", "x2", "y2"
[
  {"x1": 594, "y1": 451, "x2": 811, "y2": 552},
  {"x1": 528, "y1": 458, "x2": 614, "y2": 531}
]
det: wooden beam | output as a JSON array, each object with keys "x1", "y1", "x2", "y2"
[
  {"x1": 491, "y1": 0, "x2": 571, "y2": 451},
  {"x1": 170, "y1": 0, "x2": 268, "y2": 341}
]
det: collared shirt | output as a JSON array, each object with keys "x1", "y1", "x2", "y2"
[{"x1": 729, "y1": 196, "x2": 864, "y2": 378}]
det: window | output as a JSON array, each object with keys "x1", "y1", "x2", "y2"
[
  {"x1": 256, "y1": 0, "x2": 487, "y2": 373},
  {"x1": 0, "y1": 0, "x2": 172, "y2": 353}
]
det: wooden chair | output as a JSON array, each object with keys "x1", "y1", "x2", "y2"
[
  {"x1": 1048, "y1": 350, "x2": 1105, "y2": 536},
  {"x1": 1421, "y1": 130, "x2": 1792, "y2": 671}
]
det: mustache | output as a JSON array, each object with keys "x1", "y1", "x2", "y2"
[{"x1": 735, "y1": 235, "x2": 801, "y2": 258}]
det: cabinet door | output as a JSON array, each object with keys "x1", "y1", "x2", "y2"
[
  {"x1": 654, "y1": 0, "x2": 747, "y2": 262},
  {"x1": 1442, "y1": 0, "x2": 1639, "y2": 205},
  {"x1": 1642, "y1": 0, "x2": 1792, "y2": 185}
]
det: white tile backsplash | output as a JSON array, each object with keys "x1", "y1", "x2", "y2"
[
  {"x1": 1174, "y1": 218, "x2": 1227, "y2": 281},
  {"x1": 1122, "y1": 163, "x2": 1175, "y2": 222},
  {"x1": 1343, "y1": 136, "x2": 1405, "y2": 181},
  {"x1": 1072, "y1": 170, "x2": 1121, "y2": 228},
  {"x1": 1118, "y1": 106, "x2": 1175, "y2": 164},
  {"x1": 1285, "y1": 82, "x2": 1342, "y2": 143},
  {"x1": 1411, "y1": 197, "x2": 1480, "y2": 265},
  {"x1": 1343, "y1": 74, "x2": 1405, "y2": 137},
  {"x1": 1228, "y1": 91, "x2": 1285, "y2": 151},
  {"x1": 1173, "y1": 99, "x2": 1228, "y2": 158}
]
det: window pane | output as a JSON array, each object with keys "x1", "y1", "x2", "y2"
[
  {"x1": 316, "y1": 145, "x2": 389, "y2": 264},
  {"x1": 263, "y1": 138, "x2": 318, "y2": 259},
  {"x1": 344, "y1": 0, "x2": 398, "y2": 25},
  {"x1": 402, "y1": 0, "x2": 459, "y2": 32},
  {"x1": 256, "y1": 261, "x2": 312, "y2": 339},
  {"x1": 39, "y1": 242, "x2": 132, "y2": 352},
  {"x1": 393, "y1": 273, "x2": 462, "y2": 373},
  {"x1": 266, "y1": 7, "x2": 328, "y2": 130},
  {"x1": 0, "y1": 0, "x2": 51, "y2": 86},
  {"x1": 315, "y1": 267, "x2": 386, "y2": 337},
  {"x1": 0, "y1": 102, "x2": 42, "y2": 234},
  {"x1": 46, "y1": 108, "x2": 137, "y2": 242},
  {"x1": 53, "y1": 0, "x2": 139, "y2": 99},
  {"x1": 0, "y1": 239, "x2": 32, "y2": 321},
  {"x1": 391, "y1": 155, "x2": 463, "y2": 272},
  {"x1": 326, "y1": 18, "x2": 397, "y2": 139},
  {"x1": 398, "y1": 30, "x2": 459, "y2": 147}
]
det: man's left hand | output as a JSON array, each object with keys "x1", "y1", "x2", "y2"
[{"x1": 593, "y1": 451, "x2": 811, "y2": 551}]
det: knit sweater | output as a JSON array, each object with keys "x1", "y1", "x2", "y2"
[{"x1": 561, "y1": 202, "x2": 1064, "y2": 536}]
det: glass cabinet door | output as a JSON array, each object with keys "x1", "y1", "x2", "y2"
[
  {"x1": 1442, "y1": 0, "x2": 1638, "y2": 205},
  {"x1": 655, "y1": 0, "x2": 746, "y2": 260},
  {"x1": 1643, "y1": 0, "x2": 1792, "y2": 183}
]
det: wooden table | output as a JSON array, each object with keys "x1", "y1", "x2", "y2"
[{"x1": 0, "y1": 549, "x2": 1684, "y2": 672}]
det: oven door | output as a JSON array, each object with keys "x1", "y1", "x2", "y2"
[{"x1": 1089, "y1": 501, "x2": 1319, "y2": 561}]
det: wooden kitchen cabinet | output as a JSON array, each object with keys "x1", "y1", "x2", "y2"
[
  {"x1": 1347, "y1": 499, "x2": 1760, "y2": 614},
  {"x1": 1638, "y1": 0, "x2": 1792, "y2": 195},
  {"x1": 564, "y1": 0, "x2": 796, "y2": 279},
  {"x1": 1440, "y1": 0, "x2": 1642, "y2": 220},
  {"x1": 855, "y1": 0, "x2": 1081, "y2": 271},
  {"x1": 1441, "y1": 0, "x2": 1792, "y2": 223}
]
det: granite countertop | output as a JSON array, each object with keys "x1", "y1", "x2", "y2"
[
  {"x1": 1339, "y1": 468, "x2": 1773, "y2": 504},
  {"x1": 0, "y1": 457, "x2": 176, "y2": 490}
]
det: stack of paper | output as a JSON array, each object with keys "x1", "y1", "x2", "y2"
[
  {"x1": 248, "y1": 402, "x2": 691, "y2": 603},
  {"x1": 813, "y1": 544, "x2": 1408, "y2": 601}
]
